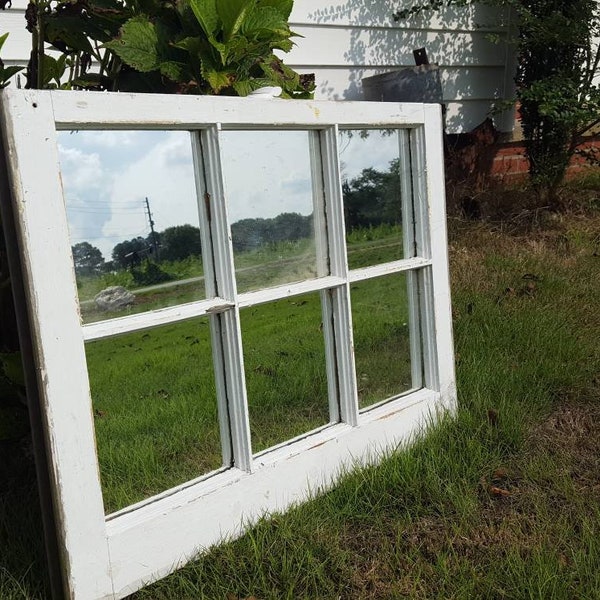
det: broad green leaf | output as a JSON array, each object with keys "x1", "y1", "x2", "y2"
[
  {"x1": 221, "y1": 35, "x2": 250, "y2": 65},
  {"x1": 41, "y1": 54, "x2": 67, "y2": 86},
  {"x1": 0, "y1": 353, "x2": 25, "y2": 388},
  {"x1": 188, "y1": 0, "x2": 219, "y2": 38},
  {"x1": 159, "y1": 61, "x2": 184, "y2": 80},
  {"x1": 203, "y1": 67, "x2": 233, "y2": 93},
  {"x1": 232, "y1": 76, "x2": 272, "y2": 96},
  {"x1": 273, "y1": 37, "x2": 294, "y2": 53},
  {"x1": 105, "y1": 16, "x2": 159, "y2": 72},
  {"x1": 199, "y1": 54, "x2": 232, "y2": 92},
  {"x1": 45, "y1": 18, "x2": 96, "y2": 55},
  {"x1": 257, "y1": 0, "x2": 293, "y2": 19},
  {"x1": 174, "y1": 35, "x2": 204, "y2": 53},
  {"x1": 0, "y1": 32, "x2": 9, "y2": 52},
  {"x1": 0, "y1": 66, "x2": 23, "y2": 88},
  {"x1": 217, "y1": 0, "x2": 255, "y2": 41},
  {"x1": 240, "y1": 5, "x2": 289, "y2": 38}
]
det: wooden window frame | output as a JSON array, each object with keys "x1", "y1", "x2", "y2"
[{"x1": 0, "y1": 89, "x2": 456, "y2": 600}]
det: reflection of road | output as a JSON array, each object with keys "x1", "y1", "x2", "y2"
[
  {"x1": 79, "y1": 275, "x2": 205, "y2": 306},
  {"x1": 80, "y1": 239, "x2": 402, "y2": 305}
]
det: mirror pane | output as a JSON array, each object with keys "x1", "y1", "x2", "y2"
[
  {"x1": 58, "y1": 130, "x2": 206, "y2": 324},
  {"x1": 350, "y1": 273, "x2": 415, "y2": 409},
  {"x1": 86, "y1": 317, "x2": 222, "y2": 514},
  {"x1": 240, "y1": 293, "x2": 331, "y2": 453},
  {"x1": 339, "y1": 129, "x2": 406, "y2": 269},
  {"x1": 220, "y1": 130, "x2": 319, "y2": 292}
]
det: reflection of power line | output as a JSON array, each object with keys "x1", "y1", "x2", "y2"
[
  {"x1": 67, "y1": 207, "x2": 146, "y2": 214},
  {"x1": 68, "y1": 199, "x2": 143, "y2": 206},
  {"x1": 70, "y1": 227, "x2": 150, "y2": 243}
]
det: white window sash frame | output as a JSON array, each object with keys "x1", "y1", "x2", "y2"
[{"x1": 0, "y1": 89, "x2": 456, "y2": 600}]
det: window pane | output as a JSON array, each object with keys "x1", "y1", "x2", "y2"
[
  {"x1": 339, "y1": 129, "x2": 406, "y2": 268},
  {"x1": 220, "y1": 130, "x2": 320, "y2": 292},
  {"x1": 58, "y1": 130, "x2": 207, "y2": 324},
  {"x1": 86, "y1": 317, "x2": 222, "y2": 514},
  {"x1": 351, "y1": 273, "x2": 415, "y2": 409},
  {"x1": 240, "y1": 293, "x2": 331, "y2": 453}
]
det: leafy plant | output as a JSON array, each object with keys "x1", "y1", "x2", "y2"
[
  {"x1": 19, "y1": 0, "x2": 314, "y2": 96},
  {"x1": 0, "y1": 33, "x2": 23, "y2": 88}
]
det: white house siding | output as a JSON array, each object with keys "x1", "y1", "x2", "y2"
[
  {"x1": 287, "y1": 1, "x2": 516, "y2": 132},
  {"x1": 2, "y1": 0, "x2": 517, "y2": 132}
]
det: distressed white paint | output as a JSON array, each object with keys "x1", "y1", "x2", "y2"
[{"x1": 0, "y1": 88, "x2": 456, "y2": 599}]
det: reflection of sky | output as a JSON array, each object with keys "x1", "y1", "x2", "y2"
[
  {"x1": 220, "y1": 130, "x2": 313, "y2": 222},
  {"x1": 58, "y1": 128, "x2": 401, "y2": 262}
]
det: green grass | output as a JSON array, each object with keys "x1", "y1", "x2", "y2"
[
  {"x1": 2, "y1": 209, "x2": 600, "y2": 598},
  {"x1": 128, "y1": 211, "x2": 600, "y2": 599},
  {"x1": 83, "y1": 227, "x2": 413, "y2": 513}
]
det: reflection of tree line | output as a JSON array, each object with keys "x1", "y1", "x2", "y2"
[{"x1": 72, "y1": 159, "x2": 401, "y2": 279}]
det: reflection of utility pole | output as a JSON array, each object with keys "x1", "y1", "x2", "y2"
[{"x1": 144, "y1": 197, "x2": 159, "y2": 260}]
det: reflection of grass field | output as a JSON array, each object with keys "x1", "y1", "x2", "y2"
[
  {"x1": 86, "y1": 319, "x2": 223, "y2": 513},
  {"x1": 85, "y1": 228, "x2": 411, "y2": 513},
  {"x1": 241, "y1": 293, "x2": 331, "y2": 452},
  {"x1": 351, "y1": 274, "x2": 412, "y2": 408}
]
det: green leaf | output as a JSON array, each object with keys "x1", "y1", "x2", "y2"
[
  {"x1": 0, "y1": 66, "x2": 24, "y2": 89},
  {"x1": 240, "y1": 5, "x2": 289, "y2": 38},
  {"x1": 0, "y1": 353, "x2": 25, "y2": 388},
  {"x1": 203, "y1": 67, "x2": 233, "y2": 93},
  {"x1": 45, "y1": 18, "x2": 96, "y2": 55},
  {"x1": 104, "y1": 16, "x2": 160, "y2": 72},
  {"x1": 0, "y1": 32, "x2": 10, "y2": 53},
  {"x1": 188, "y1": 0, "x2": 219, "y2": 38},
  {"x1": 40, "y1": 54, "x2": 68, "y2": 87},
  {"x1": 159, "y1": 61, "x2": 184, "y2": 80},
  {"x1": 217, "y1": 0, "x2": 255, "y2": 41},
  {"x1": 232, "y1": 76, "x2": 272, "y2": 96},
  {"x1": 257, "y1": 0, "x2": 293, "y2": 20}
]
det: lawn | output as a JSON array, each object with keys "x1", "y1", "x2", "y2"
[{"x1": 1, "y1": 188, "x2": 599, "y2": 598}]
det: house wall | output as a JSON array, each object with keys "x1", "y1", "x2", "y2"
[
  {"x1": 286, "y1": 0, "x2": 517, "y2": 133},
  {"x1": 6, "y1": 1, "x2": 598, "y2": 135},
  {"x1": 0, "y1": 0, "x2": 516, "y2": 133}
]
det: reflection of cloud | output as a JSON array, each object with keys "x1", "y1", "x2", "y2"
[
  {"x1": 220, "y1": 130, "x2": 314, "y2": 222},
  {"x1": 59, "y1": 131, "x2": 198, "y2": 260},
  {"x1": 281, "y1": 176, "x2": 312, "y2": 195},
  {"x1": 58, "y1": 127, "x2": 398, "y2": 262},
  {"x1": 58, "y1": 145, "x2": 105, "y2": 192},
  {"x1": 101, "y1": 132, "x2": 198, "y2": 255},
  {"x1": 338, "y1": 130, "x2": 399, "y2": 180},
  {"x1": 76, "y1": 130, "x2": 140, "y2": 148}
]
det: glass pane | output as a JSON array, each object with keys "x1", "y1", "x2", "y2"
[
  {"x1": 351, "y1": 273, "x2": 415, "y2": 409},
  {"x1": 86, "y1": 318, "x2": 222, "y2": 514},
  {"x1": 240, "y1": 293, "x2": 331, "y2": 453},
  {"x1": 339, "y1": 129, "x2": 405, "y2": 269},
  {"x1": 220, "y1": 130, "x2": 319, "y2": 292},
  {"x1": 58, "y1": 130, "x2": 206, "y2": 324}
]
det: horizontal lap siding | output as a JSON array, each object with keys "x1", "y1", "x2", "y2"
[
  {"x1": 1, "y1": 0, "x2": 515, "y2": 132},
  {"x1": 288, "y1": 1, "x2": 514, "y2": 132}
]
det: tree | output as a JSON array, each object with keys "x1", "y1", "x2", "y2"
[
  {"x1": 159, "y1": 224, "x2": 202, "y2": 262},
  {"x1": 71, "y1": 241, "x2": 105, "y2": 276},
  {"x1": 394, "y1": 0, "x2": 600, "y2": 204},
  {"x1": 271, "y1": 213, "x2": 312, "y2": 244},
  {"x1": 342, "y1": 159, "x2": 402, "y2": 232},
  {"x1": 111, "y1": 237, "x2": 148, "y2": 270}
]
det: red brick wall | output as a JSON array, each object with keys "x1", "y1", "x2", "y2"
[{"x1": 489, "y1": 138, "x2": 600, "y2": 183}]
